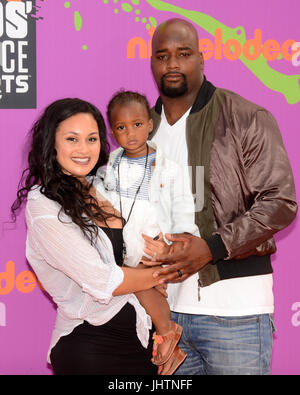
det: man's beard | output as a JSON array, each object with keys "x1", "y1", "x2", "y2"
[{"x1": 161, "y1": 74, "x2": 188, "y2": 98}]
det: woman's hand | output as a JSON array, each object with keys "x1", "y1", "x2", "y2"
[{"x1": 155, "y1": 283, "x2": 168, "y2": 298}]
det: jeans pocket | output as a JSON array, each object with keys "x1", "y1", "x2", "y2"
[{"x1": 269, "y1": 313, "x2": 276, "y2": 334}]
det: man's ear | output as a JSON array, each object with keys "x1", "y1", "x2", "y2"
[{"x1": 199, "y1": 51, "x2": 204, "y2": 71}]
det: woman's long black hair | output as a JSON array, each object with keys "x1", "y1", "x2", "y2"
[{"x1": 11, "y1": 98, "x2": 114, "y2": 244}]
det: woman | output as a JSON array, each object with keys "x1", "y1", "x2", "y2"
[{"x1": 11, "y1": 98, "x2": 167, "y2": 375}]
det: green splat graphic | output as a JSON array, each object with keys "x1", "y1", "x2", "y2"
[
  {"x1": 122, "y1": 3, "x2": 133, "y2": 12},
  {"x1": 103, "y1": 0, "x2": 157, "y2": 31},
  {"x1": 74, "y1": 11, "x2": 82, "y2": 31},
  {"x1": 149, "y1": 16, "x2": 157, "y2": 27},
  {"x1": 145, "y1": 0, "x2": 300, "y2": 104},
  {"x1": 64, "y1": 4, "x2": 86, "y2": 50}
]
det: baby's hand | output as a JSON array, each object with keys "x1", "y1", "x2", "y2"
[{"x1": 142, "y1": 233, "x2": 171, "y2": 262}]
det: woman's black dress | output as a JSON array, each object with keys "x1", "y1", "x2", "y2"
[{"x1": 50, "y1": 227, "x2": 156, "y2": 375}]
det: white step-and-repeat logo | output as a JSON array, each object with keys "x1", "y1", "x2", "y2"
[{"x1": 0, "y1": 0, "x2": 36, "y2": 108}]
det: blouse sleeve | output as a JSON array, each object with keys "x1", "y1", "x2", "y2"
[{"x1": 26, "y1": 202, "x2": 124, "y2": 304}]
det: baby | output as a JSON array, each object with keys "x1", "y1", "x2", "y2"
[{"x1": 99, "y1": 90, "x2": 199, "y2": 374}]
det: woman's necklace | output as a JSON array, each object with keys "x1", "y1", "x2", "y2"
[{"x1": 117, "y1": 145, "x2": 149, "y2": 263}]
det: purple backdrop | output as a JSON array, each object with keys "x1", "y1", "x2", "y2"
[{"x1": 0, "y1": 0, "x2": 299, "y2": 375}]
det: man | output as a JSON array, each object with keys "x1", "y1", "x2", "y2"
[{"x1": 146, "y1": 18, "x2": 298, "y2": 375}]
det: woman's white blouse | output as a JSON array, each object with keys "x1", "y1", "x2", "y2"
[{"x1": 25, "y1": 186, "x2": 152, "y2": 363}]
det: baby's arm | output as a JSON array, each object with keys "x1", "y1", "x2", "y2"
[{"x1": 170, "y1": 162, "x2": 200, "y2": 237}]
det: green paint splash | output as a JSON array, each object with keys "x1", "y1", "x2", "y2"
[
  {"x1": 146, "y1": 0, "x2": 300, "y2": 104},
  {"x1": 122, "y1": 3, "x2": 133, "y2": 12},
  {"x1": 103, "y1": 0, "x2": 157, "y2": 30},
  {"x1": 64, "y1": 3, "x2": 87, "y2": 50},
  {"x1": 74, "y1": 10, "x2": 82, "y2": 31}
]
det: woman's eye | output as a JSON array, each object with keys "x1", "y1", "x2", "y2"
[
  {"x1": 66, "y1": 137, "x2": 76, "y2": 142},
  {"x1": 89, "y1": 137, "x2": 98, "y2": 142}
]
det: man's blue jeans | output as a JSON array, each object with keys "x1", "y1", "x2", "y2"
[{"x1": 171, "y1": 312, "x2": 275, "y2": 375}]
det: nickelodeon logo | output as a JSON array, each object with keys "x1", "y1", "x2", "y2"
[
  {"x1": 127, "y1": 27, "x2": 298, "y2": 63},
  {"x1": 0, "y1": 260, "x2": 42, "y2": 295}
]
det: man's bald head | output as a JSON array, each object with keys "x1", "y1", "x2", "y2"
[
  {"x1": 152, "y1": 18, "x2": 199, "y2": 52},
  {"x1": 151, "y1": 18, "x2": 204, "y2": 99}
]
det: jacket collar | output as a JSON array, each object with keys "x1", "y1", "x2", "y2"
[{"x1": 154, "y1": 76, "x2": 216, "y2": 115}]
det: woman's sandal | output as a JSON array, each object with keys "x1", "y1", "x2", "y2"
[
  {"x1": 157, "y1": 346, "x2": 187, "y2": 375},
  {"x1": 152, "y1": 321, "x2": 183, "y2": 365}
]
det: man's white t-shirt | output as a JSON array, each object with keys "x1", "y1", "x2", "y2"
[{"x1": 151, "y1": 106, "x2": 274, "y2": 316}]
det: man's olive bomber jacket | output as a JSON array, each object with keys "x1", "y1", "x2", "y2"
[{"x1": 150, "y1": 77, "x2": 298, "y2": 287}]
